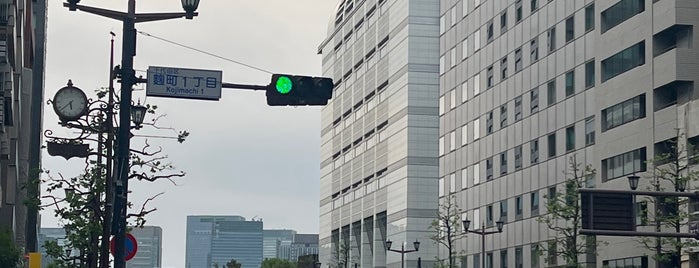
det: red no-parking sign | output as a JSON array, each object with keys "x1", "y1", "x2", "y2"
[{"x1": 110, "y1": 233, "x2": 138, "y2": 261}]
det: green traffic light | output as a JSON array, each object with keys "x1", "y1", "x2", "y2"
[{"x1": 276, "y1": 76, "x2": 293, "y2": 94}]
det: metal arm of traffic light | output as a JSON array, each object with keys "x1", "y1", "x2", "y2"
[{"x1": 222, "y1": 83, "x2": 269, "y2": 91}]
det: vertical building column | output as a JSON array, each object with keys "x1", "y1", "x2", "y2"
[{"x1": 361, "y1": 217, "x2": 373, "y2": 268}]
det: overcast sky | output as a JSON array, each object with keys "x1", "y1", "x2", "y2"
[{"x1": 42, "y1": 1, "x2": 337, "y2": 267}]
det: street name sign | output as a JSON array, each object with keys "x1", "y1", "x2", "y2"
[{"x1": 146, "y1": 66, "x2": 222, "y2": 100}]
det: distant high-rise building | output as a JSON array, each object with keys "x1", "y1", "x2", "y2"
[
  {"x1": 263, "y1": 229, "x2": 296, "y2": 260},
  {"x1": 185, "y1": 215, "x2": 263, "y2": 268},
  {"x1": 289, "y1": 234, "x2": 319, "y2": 263},
  {"x1": 38, "y1": 228, "x2": 67, "y2": 268},
  {"x1": 127, "y1": 226, "x2": 162, "y2": 268}
]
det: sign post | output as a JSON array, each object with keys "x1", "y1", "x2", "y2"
[{"x1": 146, "y1": 66, "x2": 222, "y2": 100}]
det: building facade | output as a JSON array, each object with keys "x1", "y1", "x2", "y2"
[
  {"x1": 439, "y1": 0, "x2": 699, "y2": 267},
  {"x1": 318, "y1": 0, "x2": 441, "y2": 267},
  {"x1": 263, "y1": 229, "x2": 296, "y2": 260},
  {"x1": 0, "y1": 0, "x2": 47, "y2": 253},
  {"x1": 289, "y1": 234, "x2": 320, "y2": 262},
  {"x1": 127, "y1": 226, "x2": 162, "y2": 268},
  {"x1": 38, "y1": 228, "x2": 67, "y2": 268},
  {"x1": 185, "y1": 215, "x2": 263, "y2": 268}
]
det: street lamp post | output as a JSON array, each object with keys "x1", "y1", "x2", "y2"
[
  {"x1": 62, "y1": 1, "x2": 200, "y2": 268},
  {"x1": 386, "y1": 240, "x2": 420, "y2": 268},
  {"x1": 462, "y1": 218, "x2": 504, "y2": 268}
]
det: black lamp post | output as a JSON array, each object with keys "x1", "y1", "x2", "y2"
[
  {"x1": 130, "y1": 103, "x2": 147, "y2": 128},
  {"x1": 62, "y1": 2, "x2": 199, "y2": 268},
  {"x1": 386, "y1": 240, "x2": 420, "y2": 268},
  {"x1": 463, "y1": 218, "x2": 504, "y2": 268}
]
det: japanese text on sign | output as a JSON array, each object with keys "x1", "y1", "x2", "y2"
[{"x1": 146, "y1": 66, "x2": 222, "y2": 100}]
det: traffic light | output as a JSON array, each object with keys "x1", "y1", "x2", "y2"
[{"x1": 266, "y1": 74, "x2": 334, "y2": 106}]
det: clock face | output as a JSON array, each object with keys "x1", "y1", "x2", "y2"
[{"x1": 53, "y1": 86, "x2": 88, "y2": 121}]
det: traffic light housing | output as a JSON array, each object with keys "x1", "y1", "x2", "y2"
[{"x1": 266, "y1": 74, "x2": 334, "y2": 106}]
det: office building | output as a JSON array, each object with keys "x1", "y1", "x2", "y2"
[
  {"x1": 289, "y1": 234, "x2": 320, "y2": 262},
  {"x1": 38, "y1": 228, "x2": 67, "y2": 268},
  {"x1": 127, "y1": 226, "x2": 162, "y2": 268},
  {"x1": 0, "y1": 0, "x2": 47, "y2": 253},
  {"x1": 318, "y1": 0, "x2": 441, "y2": 267},
  {"x1": 263, "y1": 229, "x2": 296, "y2": 260},
  {"x1": 185, "y1": 215, "x2": 263, "y2": 268},
  {"x1": 439, "y1": 0, "x2": 699, "y2": 267}
]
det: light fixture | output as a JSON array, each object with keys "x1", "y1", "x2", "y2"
[
  {"x1": 66, "y1": 0, "x2": 80, "y2": 11},
  {"x1": 412, "y1": 240, "x2": 420, "y2": 251},
  {"x1": 496, "y1": 220, "x2": 505, "y2": 232},
  {"x1": 65, "y1": 248, "x2": 72, "y2": 257},
  {"x1": 627, "y1": 174, "x2": 640, "y2": 191},
  {"x1": 678, "y1": 178, "x2": 688, "y2": 192},
  {"x1": 463, "y1": 219, "x2": 471, "y2": 232},
  {"x1": 385, "y1": 240, "x2": 392, "y2": 250},
  {"x1": 181, "y1": 0, "x2": 201, "y2": 19},
  {"x1": 130, "y1": 103, "x2": 147, "y2": 128}
]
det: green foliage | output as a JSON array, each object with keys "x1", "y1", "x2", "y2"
[
  {"x1": 636, "y1": 135, "x2": 699, "y2": 266},
  {"x1": 429, "y1": 194, "x2": 462, "y2": 268},
  {"x1": 296, "y1": 254, "x2": 318, "y2": 268},
  {"x1": 537, "y1": 157, "x2": 598, "y2": 267},
  {"x1": 0, "y1": 228, "x2": 21, "y2": 268},
  {"x1": 261, "y1": 258, "x2": 297, "y2": 268},
  {"x1": 214, "y1": 259, "x2": 242, "y2": 268}
]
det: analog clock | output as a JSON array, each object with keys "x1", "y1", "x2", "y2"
[{"x1": 53, "y1": 85, "x2": 88, "y2": 121}]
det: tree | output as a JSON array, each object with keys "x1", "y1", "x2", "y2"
[
  {"x1": 538, "y1": 156, "x2": 598, "y2": 267},
  {"x1": 214, "y1": 259, "x2": 242, "y2": 268},
  {"x1": 637, "y1": 135, "x2": 699, "y2": 267},
  {"x1": 40, "y1": 88, "x2": 188, "y2": 268},
  {"x1": 0, "y1": 228, "x2": 21, "y2": 268},
  {"x1": 261, "y1": 258, "x2": 297, "y2": 268},
  {"x1": 296, "y1": 254, "x2": 319, "y2": 268},
  {"x1": 429, "y1": 194, "x2": 463, "y2": 268}
]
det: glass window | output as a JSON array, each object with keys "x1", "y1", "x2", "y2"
[
  {"x1": 462, "y1": 125, "x2": 468, "y2": 146},
  {"x1": 531, "y1": 244, "x2": 540, "y2": 268},
  {"x1": 501, "y1": 11, "x2": 507, "y2": 32},
  {"x1": 462, "y1": 0, "x2": 469, "y2": 17},
  {"x1": 501, "y1": 250, "x2": 508, "y2": 268},
  {"x1": 450, "y1": 131, "x2": 456, "y2": 151},
  {"x1": 601, "y1": 0, "x2": 644, "y2": 33},
  {"x1": 547, "y1": 80, "x2": 556, "y2": 106},
  {"x1": 531, "y1": 0, "x2": 538, "y2": 12},
  {"x1": 474, "y1": 30, "x2": 481, "y2": 51},
  {"x1": 487, "y1": 20, "x2": 494, "y2": 42},
  {"x1": 474, "y1": 74, "x2": 481, "y2": 95},
  {"x1": 486, "y1": 157, "x2": 493, "y2": 180},
  {"x1": 501, "y1": 57, "x2": 508, "y2": 79},
  {"x1": 515, "y1": 145, "x2": 522, "y2": 169},
  {"x1": 547, "y1": 27, "x2": 556, "y2": 52},
  {"x1": 585, "y1": 60, "x2": 595, "y2": 88},
  {"x1": 486, "y1": 205, "x2": 494, "y2": 225},
  {"x1": 565, "y1": 70, "x2": 575, "y2": 97},
  {"x1": 515, "y1": 196, "x2": 523, "y2": 218},
  {"x1": 461, "y1": 168, "x2": 469, "y2": 189},
  {"x1": 462, "y1": 38, "x2": 469, "y2": 60},
  {"x1": 601, "y1": 41, "x2": 645, "y2": 82},
  {"x1": 500, "y1": 200, "x2": 508, "y2": 221},
  {"x1": 601, "y1": 94, "x2": 646, "y2": 131},
  {"x1": 530, "y1": 139, "x2": 539, "y2": 164},
  {"x1": 515, "y1": 48, "x2": 523, "y2": 72},
  {"x1": 474, "y1": 118, "x2": 481, "y2": 140},
  {"x1": 439, "y1": 136, "x2": 445, "y2": 156},
  {"x1": 487, "y1": 65, "x2": 494, "y2": 88},
  {"x1": 439, "y1": 177, "x2": 445, "y2": 196},
  {"x1": 531, "y1": 191, "x2": 539, "y2": 216},
  {"x1": 515, "y1": 247, "x2": 523, "y2": 268},
  {"x1": 486, "y1": 111, "x2": 494, "y2": 134},
  {"x1": 601, "y1": 147, "x2": 647, "y2": 181},
  {"x1": 500, "y1": 152, "x2": 508, "y2": 175},
  {"x1": 473, "y1": 163, "x2": 481, "y2": 185},
  {"x1": 548, "y1": 133, "x2": 556, "y2": 158},
  {"x1": 461, "y1": 80, "x2": 469, "y2": 103},
  {"x1": 565, "y1": 16, "x2": 575, "y2": 42},
  {"x1": 585, "y1": 4, "x2": 595, "y2": 32},
  {"x1": 585, "y1": 116, "x2": 595, "y2": 146},
  {"x1": 500, "y1": 104, "x2": 508, "y2": 128},
  {"x1": 515, "y1": 96, "x2": 522, "y2": 121},
  {"x1": 530, "y1": 88, "x2": 539, "y2": 113},
  {"x1": 530, "y1": 38, "x2": 539, "y2": 61},
  {"x1": 566, "y1": 126, "x2": 575, "y2": 152},
  {"x1": 516, "y1": 0, "x2": 523, "y2": 23}
]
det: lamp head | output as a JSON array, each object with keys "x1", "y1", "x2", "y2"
[
  {"x1": 627, "y1": 174, "x2": 640, "y2": 190},
  {"x1": 181, "y1": 0, "x2": 200, "y2": 19},
  {"x1": 462, "y1": 219, "x2": 471, "y2": 232},
  {"x1": 130, "y1": 103, "x2": 148, "y2": 128},
  {"x1": 678, "y1": 178, "x2": 688, "y2": 192},
  {"x1": 413, "y1": 240, "x2": 420, "y2": 251},
  {"x1": 496, "y1": 220, "x2": 504, "y2": 232},
  {"x1": 385, "y1": 240, "x2": 392, "y2": 250}
]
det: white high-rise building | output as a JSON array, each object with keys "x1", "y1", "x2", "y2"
[
  {"x1": 127, "y1": 226, "x2": 163, "y2": 268},
  {"x1": 439, "y1": 0, "x2": 699, "y2": 267},
  {"x1": 318, "y1": 0, "x2": 441, "y2": 267}
]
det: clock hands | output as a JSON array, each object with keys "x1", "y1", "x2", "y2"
[{"x1": 59, "y1": 100, "x2": 74, "y2": 112}]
